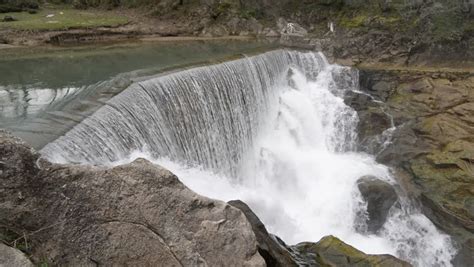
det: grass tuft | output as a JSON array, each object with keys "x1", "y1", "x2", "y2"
[{"x1": 0, "y1": 4, "x2": 128, "y2": 30}]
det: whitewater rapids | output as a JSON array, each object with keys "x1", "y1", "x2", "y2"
[{"x1": 42, "y1": 50, "x2": 456, "y2": 266}]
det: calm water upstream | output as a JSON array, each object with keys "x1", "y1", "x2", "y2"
[{"x1": 0, "y1": 39, "x2": 277, "y2": 148}]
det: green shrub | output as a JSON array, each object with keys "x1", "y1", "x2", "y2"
[
  {"x1": 0, "y1": 0, "x2": 39, "y2": 13},
  {"x1": 213, "y1": 2, "x2": 231, "y2": 16}
]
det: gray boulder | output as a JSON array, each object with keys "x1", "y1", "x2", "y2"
[
  {"x1": 2, "y1": 16, "x2": 16, "y2": 22},
  {"x1": 0, "y1": 243, "x2": 33, "y2": 267},
  {"x1": 0, "y1": 130, "x2": 264, "y2": 266},
  {"x1": 228, "y1": 200, "x2": 298, "y2": 267},
  {"x1": 357, "y1": 175, "x2": 398, "y2": 233},
  {"x1": 277, "y1": 17, "x2": 311, "y2": 48}
]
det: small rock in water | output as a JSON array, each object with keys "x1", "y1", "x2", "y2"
[
  {"x1": 357, "y1": 175, "x2": 398, "y2": 233},
  {"x1": 46, "y1": 14, "x2": 55, "y2": 18}
]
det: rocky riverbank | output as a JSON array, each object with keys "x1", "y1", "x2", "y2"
[
  {"x1": 0, "y1": 130, "x2": 411, "y2": 266},
  {"x1": 344, "y1": 67, "x2": 474, "y2": 266},
  {"x1": 1, "y1": 1, "x2": 473, "y2": 68}
]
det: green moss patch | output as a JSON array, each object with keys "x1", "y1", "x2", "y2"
[
  {"x1": 296, "y1": 235, "x2": 408, "y2": 266},
  {"x1": 430, "y1": 11, "x2": 464, "y2": 41},
  {"x1": 339, "y1": 15, "x2": 368, "y2": 28}
]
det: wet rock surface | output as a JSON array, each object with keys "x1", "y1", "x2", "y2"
[
  {"x1": 351, "y1": 69, "x2": 474, "y2": 267},
  {"x1": 357, "y1": 176, "x2": 398, "y2": 233},
  {"x1": 228, "y1": 200, "x2": 297, "y2": 267},
  {"x1": 295, "y1": 236, "x2": 411, "y2": 267}
]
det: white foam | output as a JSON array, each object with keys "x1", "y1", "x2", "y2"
[
  {"x1": 112, "y1": 65, "x2": 456, "y2": 266},
  {"x1": 45, "y1": 50, "x2": 457, "y2": 266}
]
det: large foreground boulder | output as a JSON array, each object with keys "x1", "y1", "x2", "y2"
[{"x1": 0, "y1": 130, "x2": 264, "y2": 266}]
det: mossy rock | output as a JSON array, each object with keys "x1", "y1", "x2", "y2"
[
  {"x1": 410, "y1": 156, "x2": 474, "y2": 232},
  {"x1": 339, "y1": 15, "x2": 369, "y2": 28},
  {"x1": 295, "y1": 236, "x2": 411, "y2": 267}
]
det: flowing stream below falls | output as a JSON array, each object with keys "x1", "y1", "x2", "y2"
[{"x1": 41, "y1": 49, "x2": 456, "y2": 266}]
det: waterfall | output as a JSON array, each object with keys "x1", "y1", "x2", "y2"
[{"x1": 41, "y1": 50, "x2": 456, "y2": 266}]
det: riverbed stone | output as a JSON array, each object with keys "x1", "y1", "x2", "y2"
[
  {"x1": 357, "y1": 176, "x2": 398, "y2": 233},
  {"x1": 295, "y1": 236, "x2": 411, "y2": 267}
]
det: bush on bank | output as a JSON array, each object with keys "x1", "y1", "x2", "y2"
[{"x1": 0, "y1": 0, "x2": 39, "y2": 13}]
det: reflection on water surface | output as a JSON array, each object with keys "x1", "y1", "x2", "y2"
[{"x1": 0, "y1": 39, "x2": 277, "y2": 148}]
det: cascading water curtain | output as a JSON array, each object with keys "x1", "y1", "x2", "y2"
[{"x1": 42, "y1": 50, "x2": 457, "y2": 267}]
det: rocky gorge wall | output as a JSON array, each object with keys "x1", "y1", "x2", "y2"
[{"x1": 345, "y1": 67, "x2": 474, "y2": 267}]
